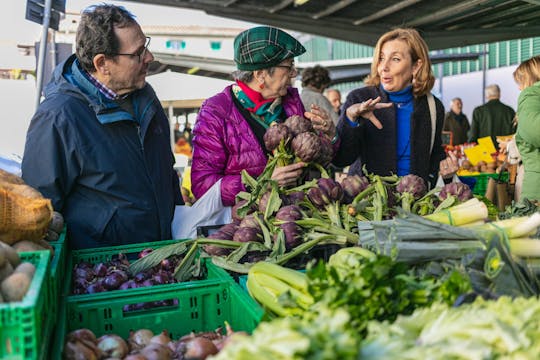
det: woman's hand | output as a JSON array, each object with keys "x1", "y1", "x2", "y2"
[
  {"x1": 304, "y1": 104, "x2": 336, "y2": 139},
  {"x1": 345, "y1": 96, "x2": 392, "y2": 129},
  {"x1": 271, "y1": 162, "x2": 306, "y2": 187},
  {"x1": 439, "y1": 150, "x2": 459, "y2": 179}
]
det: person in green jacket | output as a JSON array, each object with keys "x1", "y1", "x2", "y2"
[
  {"x1": 513, "y1": 56, "x2": 540, "y2": 201},
  {"x1": 469, "y1": 84, "x2": 515, "y2": 146}
]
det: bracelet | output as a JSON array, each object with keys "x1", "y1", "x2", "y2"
[{"x1": 331, "y1": 133, "x2": 339, "y2": 144}]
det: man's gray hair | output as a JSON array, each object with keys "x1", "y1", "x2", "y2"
[{"x1": 485, "y1": 84, "x2": 500, "y2": 98}]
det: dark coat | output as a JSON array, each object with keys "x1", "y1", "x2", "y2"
[
  {"x1": 332, "y1": 86, "x2": 446, "y2": 187},
  {"x1": 469, "y1": 99, "x2": 515, "y2": 145},
  {"x1": 443, "y1": 111, "x2": 470, "y2": 145},
  {"x1": 22, "y1": 55, "x2": 182, "y2": 249}
]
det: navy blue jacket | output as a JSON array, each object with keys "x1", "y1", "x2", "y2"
[
  {"x1": 22, "y1": 55, "x2": 182, "y2": 249},
  {"x1": 333, "y1": 86, "x2": 446, "y2": 188}
]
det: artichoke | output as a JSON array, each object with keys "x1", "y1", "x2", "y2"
[
  {"x1": 284, "y1": 115, "x2": 313, "y2": 137},
  {"x1": 275, "y1": 205, "x2": 303, "y2": 222},
  {"x1": 341, "y1": 175, "x2": 370, "y2": 204},
  {"x1": 395, "y1": 174, "x2": 427, "y2": 213},
  {"x1": 232, "y1": 200, "x2": 254, "y2": 222},
  {"x1": 317, "y1": 178, "x2": 343, "y2": 203},
  {"x1": 280, "y1": 222, "x2": 302, "y2": 250},
  {"x1": 239, "y1": 214, "x2": 262, "y2": 231},
  {"x1": 439, "y1": 182, "x2": 473, "y2": 202},
  {"x1": 396, "y1": 174, "x2": 427, "y2": 199},
  {"x1": 233, "y1": 227, "x2": 262, "y2": 243},
  {"x1": 286, "y1": 191, "x2": 305, "y2": 205},
  {"x1": 263, "y1": 123, "x2": 291, "y2": 152},
  {"x1": 307, "y1": 187, "x2": 328, "y2": 209},
  {"x1": 215, "y1": 221, "x2": 240, "y2": 239},
  {"x1": 315, "y1": 135, "x2": 334, "y2": 167},
  {"x1": 291, "y1": 132, "x2": 321, "y2": 162}
]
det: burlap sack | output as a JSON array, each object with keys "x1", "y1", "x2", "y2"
[
  {"x1": 0, "y1": 177, "x2": 53, "y2": 245},
  {"x1": 0, "y1": 169, "x2": 25, "y2": 185}
]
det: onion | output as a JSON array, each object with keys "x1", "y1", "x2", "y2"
[
  {"x1": 124, "y1": 354, "x2": 147, "y2": 360},
  {"x1": 184, "y1": 337, "x2": 218, "y2": 359},
  {"x1": 63, "y1": 339, "x2": 101, "y2": 360},
  {"x1": 97, "y1": 334, "x2": 129, "y2": 358},
  {"x1": 128, "y1": 329, "x2": 154, "y2": 351},
  {"x1": 138, "y1": 248, "x2": 153, "y2": 258},
  {"x1": 140, "y1": 343, "x2": 172, "y2": 360},
  {"x1": 67, "y1": 328, "x2": 97, "y2": 343},
  {"x1": 150, "y1": 330, "x2": 171, "y2": 346}
]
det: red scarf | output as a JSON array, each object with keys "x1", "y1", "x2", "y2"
[{"x1": 235, "y1": 80, "x2": 275, "y2": 113}]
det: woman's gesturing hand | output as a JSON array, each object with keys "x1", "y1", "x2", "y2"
[
  {"x1": 439, "y1": 150, "x2": 459, "y2": 179},
  {"x1": 304, "y1": 104, "x2": 336, "y2": 139},
  {"x1": 345, "y1": 96, "x2": 393, "y2": 129},
  {"x1": 271, "y1": 162, "x2": 306, "y2": 187}
]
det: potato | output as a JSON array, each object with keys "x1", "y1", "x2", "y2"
[
  {"x1": 0, "y1": 241, "x2": 20, "y2": 268},
  {"x1": 49, "y1": 211, "x2": 65, "y2": 234},
  {"x1": 0, "y1": 247, "x2": 6, "y2": 268},
  {"x1": 14, "y1": 262, "x2": 36, "y2": 278},
  {"x1": 0, "y1": 262, "x2": 14, "y2": 283},
  {"x1": 1, "y1": 272, "x2": 32, "y2": 302},
  {"x1": 12, "y1": 240, "x2": 48, "y2": 253}
]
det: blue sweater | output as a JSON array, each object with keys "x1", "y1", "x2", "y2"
[{"x1": 383, "y1": 85, "x2": 413, "y2": 176}]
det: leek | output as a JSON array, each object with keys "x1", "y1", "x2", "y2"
[
  {"x1": 423, "y1": 198, "x2": 488, "y2": 226},
  {"x1": 509, "y1": 238, "x2": 540, "y2": 258},
  {"x1": 471, "y1": 213, "x2": 540, "y2": 239}
]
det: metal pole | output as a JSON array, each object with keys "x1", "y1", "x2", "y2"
[
  {"x1": 35, "y1": 0, "x2": 53, "y2": 109},
  {"x1": 482, "y1": 43, "x2": 487, "y2": 105},
  {"x1": 437, "y1": 50, "x2": 443, "y2": 98}
]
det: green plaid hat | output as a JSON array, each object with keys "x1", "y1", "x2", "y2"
[{"x1": 234, "y1": 26, "x2": 306, "y2": 71}]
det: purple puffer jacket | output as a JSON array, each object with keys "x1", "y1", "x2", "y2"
[{"x1": 191, "y1": 85, "x2": 305, "y2": 206}]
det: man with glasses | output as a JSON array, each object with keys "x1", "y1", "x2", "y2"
[{"x1": 22, "y1": 4, "x2": 183, "y2": 249}]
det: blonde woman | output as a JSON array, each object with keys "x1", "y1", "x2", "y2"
[
  {"x1": 513, "y1": 56, "x2": 540, "y2": 201},
  {"x1": 333, "y1": 28, "x2": 457, "y2": 188}
]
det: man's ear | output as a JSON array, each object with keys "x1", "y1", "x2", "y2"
[{"x1": 93, "y1": 54, "x2": 110, "y2": 76}]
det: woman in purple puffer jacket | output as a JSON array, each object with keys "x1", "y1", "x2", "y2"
[{"x1": 191, "y1": 26, "x2": 336, "y2": 206}]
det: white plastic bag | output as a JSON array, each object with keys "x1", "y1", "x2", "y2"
[
  {"x1": 435, "y1": 174, "x2": 461, "y2": 188},
  {"x1": 171, "y1": 179, "x2": 231, "y2": 239}
]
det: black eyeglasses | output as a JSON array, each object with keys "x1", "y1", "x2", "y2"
[
  {"x1": 112, "y1": 37, "x2": 151, "y2": 63},
  {"x1": 274, "y1": 63, "x2": 297, "y2": 76}
]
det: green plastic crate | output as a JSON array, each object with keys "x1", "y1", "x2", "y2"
[
  {"x1": 67, "y1": 280, "x2": 262, "y2": 336},
  {"x1": 64, "y1": 239, "x2": 234, "y2": 297},
  {"x1": 0, "y1": 251, "x2": 52, "y2": 360},
  {"x1": 460, "y1": 172, "x2": 509, "y2": 195},
  {"x1": 49, "y1": 230, "x2": 67, "y2": 311},
  {"x1": 49, "y1": 280, "x2": 263, "y2": 359}
]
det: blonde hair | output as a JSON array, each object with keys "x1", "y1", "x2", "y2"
[
  {"x1": 365, "y1": 28, "x2": 434, "y2": 97},
  {"x1": 513, "y1": 55, "x2": 540, "y2": 89}
]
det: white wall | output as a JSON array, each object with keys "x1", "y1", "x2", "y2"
[
  {"x1": 435, "y1": 65, "x2": 520, "y2": 121},
  {"x1": 0, "y1": 79, "x2": 36, "y2": 157}
]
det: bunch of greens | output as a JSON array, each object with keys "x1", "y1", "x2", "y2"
[
  {"x1": 360, "y1": 296, "x2": 540, "y2": 359},
  {"x1": 499, "y1": 198, "x2": 540, "y2": 220},
  {"x1": 210, "y1": 305, "x2": 359, "y2": 360},
  {"x1": 305, "y1": 247, "x2": 471, "y2": 336}
]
